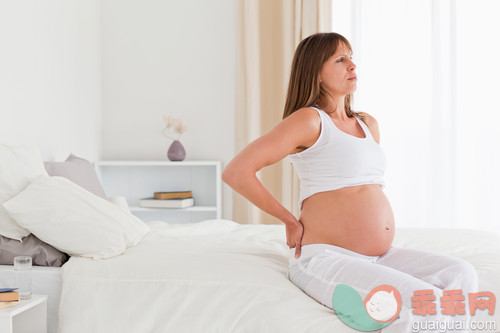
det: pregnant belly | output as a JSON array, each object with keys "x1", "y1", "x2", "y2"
[{"x1": 299, "y1": 184, "x2": 395, "y2": 256}]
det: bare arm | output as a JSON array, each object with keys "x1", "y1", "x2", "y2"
[{"x1": 222, "y1": 108, "x2": 320, "y2": 257}]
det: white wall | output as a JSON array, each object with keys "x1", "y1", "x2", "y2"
[
  {"x1": 0, "y1": 0, "x2": 236, "y2": 219},
  {"x1": 0, "y1": 0, "x2": 102, "y2": 162},
  {"x1": 101, "y1": 0, "x2": 237, "y2": 219}
]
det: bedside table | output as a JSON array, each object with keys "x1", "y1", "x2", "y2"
[{"x1": 0, "y1": 295, "x2": 47, "y2": 333}]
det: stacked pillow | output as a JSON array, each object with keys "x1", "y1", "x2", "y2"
[
  {"x1": 0, "y1": 144, "x2": 150, "y2": 263},
  {"x1": 0, "y1": 234, "x2": 69, "y2": 267},
  {"x1": 0, "y1": 145, "x2": 48, "y2": 240},
  {"x1": 44, "y1": 154, "x2": 107, "y2": 198}
]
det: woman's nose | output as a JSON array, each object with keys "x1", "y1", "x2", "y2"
[{"x1": 349, "y1": 60, "x2": 356, "y2": 71}]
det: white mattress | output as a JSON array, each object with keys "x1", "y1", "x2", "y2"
[
  {"x1": 0, "y1": 264, "x2": 62, "y2": 333},
  {"x1": 2, "y1": 221, "x2": 498, "y2": 333},
  {"x1": 59, "y1": 220, "x2": 348, "y2": 332},
  {"x1": 57, "y1": 220, "x2": 500, "y2": 333}
]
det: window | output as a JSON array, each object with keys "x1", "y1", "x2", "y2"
[{"x1": 332, "y1": 0, "x2": 500, "y2": 231}]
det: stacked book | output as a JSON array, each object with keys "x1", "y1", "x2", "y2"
[
  {"x1": 139, "y1": 191, "x2": 194, "y2": 208},
  {"x1": 0, "y1": 288, "x2": 19, "y2": 308}
]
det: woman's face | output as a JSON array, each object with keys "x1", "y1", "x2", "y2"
[{"x1": 319, "y1": 43, "x2": 357, "y2": 98}]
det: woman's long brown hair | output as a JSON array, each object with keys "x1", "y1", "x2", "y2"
[{"x1": 283, "y1": 33, "x2": 361, "y2": 120}]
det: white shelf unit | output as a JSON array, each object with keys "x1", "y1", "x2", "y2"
[{"x1": 95, "y1": 161, "x2": 221, "y2": 223}]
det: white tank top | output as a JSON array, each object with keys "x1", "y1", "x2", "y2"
[{"x1": 288, "y1": 107, "x2": 386, "y2": 209}]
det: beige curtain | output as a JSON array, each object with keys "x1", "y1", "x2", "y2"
[{"x1": 233, "y1": 0, "x2": 332, "y2": 224}]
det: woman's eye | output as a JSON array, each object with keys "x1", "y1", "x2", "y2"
[{"x1": 337, "y1": 58, "x2": 344, "y2": 62}]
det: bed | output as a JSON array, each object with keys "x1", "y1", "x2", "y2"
[
  {"x1": 55, "y1": 220, "x2": 499, "y2": 333},
  {"x1": 1, "y1": 220, "x2": 499, "y2": 333}
]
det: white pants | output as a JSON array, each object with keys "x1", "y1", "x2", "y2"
[{"x1": 288, "y1": 244, "x2": 478, "y2": 333}]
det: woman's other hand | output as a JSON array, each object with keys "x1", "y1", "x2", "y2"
[{"x1": 286, "y1": 219, "x2": 304, "y2": 258}]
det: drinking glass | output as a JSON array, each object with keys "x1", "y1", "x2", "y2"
[{"x1": 14, "y1": 256, "x2": 32, "y2": 300}]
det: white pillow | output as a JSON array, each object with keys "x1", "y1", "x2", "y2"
[
  {"x1": 3, "y1": 175, "x2": 150, "y2": 259},
  {"x1": 0, "y1": 144, "x2": 48, "y2": 240}
]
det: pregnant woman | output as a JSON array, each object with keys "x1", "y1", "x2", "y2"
[{"x1": 222, "y1": 32, "x2": 478, "y2": 332}]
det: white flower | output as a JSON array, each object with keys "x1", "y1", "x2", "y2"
[{"x1": 162, "y1": 116, "x2": 187, "y2": 140}]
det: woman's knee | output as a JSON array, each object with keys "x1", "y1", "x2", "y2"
[{"x1": 443, "y1": 257, "x2": 478, "y2": 293}]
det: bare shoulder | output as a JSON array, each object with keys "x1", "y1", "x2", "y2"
[
  {"x1": 274, "y1": 107, "x2": 321, "y2": 152},
  {"x1": 358, "y1": 112, "x2": 381, "y2": 144},
  {"x1": 285, "y1": 107, "x2": 321, "y2": 125},
  {"x1": 278, "y1": 107, "x2": 321, "y2": 136},
  {"x1": 358, "y1": 112, "x2": 378, "y2": 127}
]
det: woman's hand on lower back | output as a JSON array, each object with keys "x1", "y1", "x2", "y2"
[{"x1": 286, "y1": 219, "x2": 304, "y2": 259}]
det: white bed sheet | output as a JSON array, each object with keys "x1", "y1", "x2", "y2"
[
  {"x1": 58, "y1": 220, "x2": 500, "y2": 333},
  {"x1": 0, "y1": 264, "x2": 62, "y2": 333},
  {"x1": 59, "y1": 220, "x2": 348, "y2": 332}
]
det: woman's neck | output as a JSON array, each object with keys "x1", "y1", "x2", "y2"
[{"x1": 318, "y1": 95, "x2": 348, "y2": 120}]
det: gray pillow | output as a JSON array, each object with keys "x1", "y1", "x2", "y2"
[
  {"x1": 44, "y1": 154, "x2": 106, "y2": 198},
  {"x1": 0, "y1": 234, "x2": 69, "y2": 267}
]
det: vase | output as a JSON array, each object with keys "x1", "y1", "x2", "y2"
[{"x1": 167, "y1": 140, "x2": 186, "y2": 161}]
